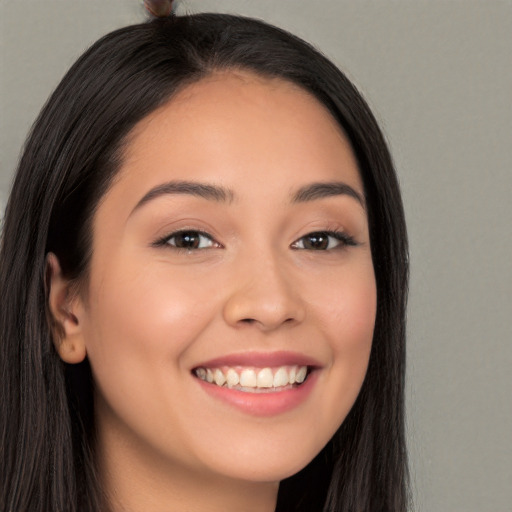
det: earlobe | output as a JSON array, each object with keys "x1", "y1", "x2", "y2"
[{"x1": 46, "y1": 252, "x2": 87, "y2": 364}]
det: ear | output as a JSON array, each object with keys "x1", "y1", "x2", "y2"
[{"x1": 46, "y1": 253, "x2": 87, "y2": 364}]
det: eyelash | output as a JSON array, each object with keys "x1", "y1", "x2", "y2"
[{"x1": 153, "y1": 229, "x2": 358, "y2": 252}]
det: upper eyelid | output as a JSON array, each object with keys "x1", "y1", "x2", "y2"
[{"x1": 168, "y1": 229, "x2": 213, "y2": 238}]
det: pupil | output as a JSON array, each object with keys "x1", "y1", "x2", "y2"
[
  {"x1": 306, "y1": 232, "x2": 328, "y2": 250},
  {"x1": 176, "y1": 231, "x2": 199, "y2": 249}
]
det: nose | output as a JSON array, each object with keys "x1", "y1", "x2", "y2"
[{"x1": 222, "y1": 253, "x2": 306, "y2": 332}]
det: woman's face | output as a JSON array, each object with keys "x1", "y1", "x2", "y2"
[{"x1": 73, "y1": 71, "x2": 376, "y2": 483}]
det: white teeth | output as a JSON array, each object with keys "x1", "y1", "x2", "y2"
[
  {"x1": 257, "y1": 368, "x2": 274, "y2": 388},
  {"x1": 213, "y1": 369, "x2": 226, "y2": 386},
  {"x1": 273, "y1": 367, "x2": 289, "y2": 387},
  {"x1": 240, "y1": 369, "x2": 257, "y2": 387},
  {"x1": 226, "y1": 368, "x2": 239, "y2": 388},
  {"x1": 295, "y1": 366, "x2": 307, "y2": 384},
  {"x1": 194, "y1": 364, "x2": 310, "y2": 390}
]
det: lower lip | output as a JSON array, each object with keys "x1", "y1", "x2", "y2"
[{"x1": 194, "y1": 370, "x2": 319, "y2": 417}]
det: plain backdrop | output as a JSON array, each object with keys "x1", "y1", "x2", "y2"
[{"x1": 1, "y1": 1, "x2": 511, "y2": 511}]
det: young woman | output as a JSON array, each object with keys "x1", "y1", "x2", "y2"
[{"x1": 0, "y1": 12, "x2": 409, "y2": 512}]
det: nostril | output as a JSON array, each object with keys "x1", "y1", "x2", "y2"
[{"x1": 240, "y1": 316, "x2": 296, "y2": 325}]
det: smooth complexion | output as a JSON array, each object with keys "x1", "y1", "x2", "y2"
[{"x1": 50, "y1": 71, "x2": 377, "y2": 512}]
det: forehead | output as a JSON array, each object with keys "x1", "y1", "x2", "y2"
[
  {"x1": 108, "y1": 70, "x2": 363, "y2": 212},
  {"x1": 126, "y1": 70, "x2": 342, "y2": 143}
]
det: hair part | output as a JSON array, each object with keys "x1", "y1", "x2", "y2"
[{"x1": 0, "y1": 13, "x2": 409, "y2": 511}]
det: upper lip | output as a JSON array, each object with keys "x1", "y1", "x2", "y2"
[{"x1": 193, "y1": 350, "x2": 322, "y2": 369}]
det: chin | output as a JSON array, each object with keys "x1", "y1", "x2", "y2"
[{"x1": 203, "y1": 445, "x2": 322, "y2": 484}]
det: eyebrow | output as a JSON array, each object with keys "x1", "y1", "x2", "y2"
[
  {"x1": 131, "y1": 180, "x2": 234, "y2": 214},
  {"x1": 291, "y1": 181, "x2": 365, "y2": 209},
  {"x1": 131, "y1": 179, "x2": 365, "y2": 216}
]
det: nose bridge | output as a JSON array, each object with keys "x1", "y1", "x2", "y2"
[{"x1": 222, "y1": 245, "x2": 305, "y2": 331}]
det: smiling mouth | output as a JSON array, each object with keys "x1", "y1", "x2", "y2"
[{"x1": 193, "y1": 365, "x2": 310, "y2": 393}]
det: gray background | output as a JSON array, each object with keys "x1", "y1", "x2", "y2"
[{"x1": 1, "y1": 1, "x2": 511, "y2": 511}]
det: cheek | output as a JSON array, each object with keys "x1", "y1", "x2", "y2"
[
  {"x1": 79, "y1": 260, "x2": 226, "y2": 468},
  {"x1": 86, "y1": 257, "x2": 216, "y2": 347},
  {"x1": 307, "y1": 261, "x2": 376, "y2": 424},
  {"x1": 81, "y1": 260, "x2": 219, "y2": 405},
  {"x1": 310, "y1": 259, "x2": 377, "y2": 348}
]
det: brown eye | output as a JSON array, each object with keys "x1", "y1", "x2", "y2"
[
  {"x1": 302, "y1": 232, "x2": 330, "y2": 250},
  {"x1": 292, "y1": 231, "x2": 356, "y2": 251},
  {"x1": 166, "y1": 230, "x2": 215, "y2": 250}
]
